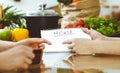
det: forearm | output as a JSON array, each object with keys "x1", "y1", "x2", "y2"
[
  {"x1": 0, "y1": 40, "x2": 15, "y2": 51},
  {"x1": 104, "y1": 37, "x2": 120, "y2": 41},
  {"x1": 92, "y1": 40, "x2": 120, "y2": 55},
  {"x1": 0, "y1": 57, "x2": 3, "y2": 71}
]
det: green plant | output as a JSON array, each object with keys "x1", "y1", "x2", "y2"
[
  {"x1": 0, "y1": 5, "x2": 25, "y2": 29},
  {"x1": 84, "y1": 18, "x2": 120, "y2": 36}
]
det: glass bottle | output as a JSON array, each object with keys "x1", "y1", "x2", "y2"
[
  {"x1": 112, "y1": 5, "x2": 120, "y2": 20},
  {"x1": 100, "y1": 5, "x2": 112, "y2": 19}
]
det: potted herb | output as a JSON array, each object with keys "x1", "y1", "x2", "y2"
[{"x1": 0, "y1": 5, "x2": 25, "y2": 29}]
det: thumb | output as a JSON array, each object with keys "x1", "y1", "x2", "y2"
[{"x1": 81, "y1": 28, "x2": 90, "y2": 34}]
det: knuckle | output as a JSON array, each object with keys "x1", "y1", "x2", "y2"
[
  {"x1": 22, "y1": 64, "x2": 29, "y2": 69},
  {"x1": 28, "y1": 60, "x2": 32, "y2": 64},
  {"x1": 31, "y1": 53, "x2": 35, "y2": 59},
  {"x1": 19, "y1": 49, "x2": 26, "y2": 54}
]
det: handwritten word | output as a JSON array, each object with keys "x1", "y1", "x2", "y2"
[{"x1": 53, "y1": 30, "x2": 73, "y2": 37}]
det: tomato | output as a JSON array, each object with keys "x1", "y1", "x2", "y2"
[
  {"x1": 78, "y1": 20, "x2": 84, "y2": 26},
  {"x1": 65, "y1": 19, "x2": 87, "y2": 28},
  {"x1": 72, "y1": 0, "x2": 80, "y2": 3},
  {"x1": 75, "y1": 24, "x2": 82, "y2": 28},
  {"x1": 72, "y1": 24, "x2": 78, "y2": 28},
  {"x1": 65, "y1": 24, "x2": 74, "y2": 28},
  {"x1": 84, "y1": 24, "x2": 90, "y2": 29}
]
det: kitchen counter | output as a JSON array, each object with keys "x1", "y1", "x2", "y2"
[{"x1": 2, "y1": 52, "x2": 120, "y2": 73}]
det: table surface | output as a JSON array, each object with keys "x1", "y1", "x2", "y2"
[{"x1": 2, "y1": 52, "x2": 120, "y2": 73}]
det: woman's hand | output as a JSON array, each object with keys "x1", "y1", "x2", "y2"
[
  {"x1": 63, "y1": 38, "x2": 94, "y2": 54},
  {"x1": 81, "y1": 28, "x2": 107, "y2": 40},
  {"x1": 0, "y1": 45, "x2": 35, "y2": 71},
  {"x1": 62, "y1": 28, "x2": 106, "y2": 54},
  {"x1": 15, "y1": 38, "x2": 52, "y2": 50}
]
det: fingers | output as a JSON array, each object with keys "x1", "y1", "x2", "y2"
[
  {"x1": 19, "y1": 63, "x2": 29, "y2": 69},
  {"x1": 41, "y1": 38, "x2": 52, "y2": 45},
  {"x1": 62, "y1": 39, "x2": 76, "y2": 53},
  {"x1": 31, "y1": 43, "x2": 40, "y2": 50},
  {"x1": 38, "y1": 44, "x2": 45, "y2": 50},
  {"x1": 18, "y1": 58, "x2": 32, "y2": 69},
  {"x1": 16, "y1": 38, "x2": 52, "y2": 47},
  {"x1": 81, "y1": 28, "x2": 90, "y2": 34},
  {"x1": 68, "y1": 43, "x2": 75, "y2": 49},
  {"x1": 62, "y1": 39, "x2": 75, "y2": 50},
  {"x1": 19, "y1": 46, "x2": 34, "y2": 69},
  {"x1": 63, "y1": 56, "x2": 75, "y2": 66},
  {"x1": 22, "y1": 45, "x2": 33, "y2": 52},
  {"x1": 24, "y1": 50, "x2": 35, "y2": 59},
  {"x1": 24, "y1": 58, "x2": 32, "y2": 64},
  {"x1": 19, "y1": 45, "x2": 35, "y2": 59},
  {"x1": 31, "y1": 43, "x2": 45, "y2": 50},
  {"x1": 17, "y1": 38, "x2": 51, "y2": 50},
  {"x1": 25, "y1": 51, "x2": 35, "y2": 59},
  {"x1": 63, "y1": 39, "x2": 73, "y2": 44},
  {"x1": 3, "y1": 45, "x2": 35, "y2": 70},
  {"x1": 71, "y1": 49, "x2": 76, "y2": 53},
  {"x1": 28, "y1": 38, "x2": 52, "y2": 45},
  {"x1": 63, "y1": 60, "x2": 74, "y2": 67}
]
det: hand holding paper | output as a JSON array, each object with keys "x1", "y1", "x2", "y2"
[{"x1": 41, "y1": 28, "x2": 91, "y2": 52}]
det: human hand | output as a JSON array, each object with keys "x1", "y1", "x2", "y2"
[
  {"x1": 81, "y1": 28, "x2": 107, "y2": 40},
  {"x1": 63, "y1": 55, "x2": 79, "y2": 67},
  {"x1": 0, "y1": 45, "x2": 35, "y2": 71},
  {"x1": 15, "y1": 38, "x2": 52, "y2": 50},
  {"x1": 63, "y1": 38, "x2": 94, "y2": 54}
]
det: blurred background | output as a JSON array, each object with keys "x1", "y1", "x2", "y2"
[
  {"x1": 1, "y1": 0, "x2": 120, "y2": 37},
  {"x1": 0, "y1": 0, "x2": 58, "y2": 14},
  {"x1": 0, "y1": 0, "x2": 120, "y2": 17}
]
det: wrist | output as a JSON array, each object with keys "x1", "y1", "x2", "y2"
[
  {"x1": 103, "y1": 36, "x2": 109, "y2": 40},
  {"x1": 90, "y1": 40, "x2": 103, "y2": 54},
  {"x1": 5, "y1": 42, "x2": 16, "y2": 50},
  {"x1": 0, "y1": 53, "x2": 4, "y2": 71},
  {"x1": 85, "y1": 40, "x2": 99, "y2": 54},
  {"x1": 99, "y1": 35, "x2": 108, "y2": 40},
  {"x1": 0, "y1": 41, "x2": 16, "y2": 51}
]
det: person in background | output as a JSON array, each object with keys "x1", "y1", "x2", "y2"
[
  {"x1": 63, "y1": 28, "x2": 120, "y2": 55},
  {"x1": 0, "y1": 38, "x2": 51, "y2": 71}
]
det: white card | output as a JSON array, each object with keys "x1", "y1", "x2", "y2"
[{"x1": 41, "y1": 28, "x2": 91, "y2": 52}]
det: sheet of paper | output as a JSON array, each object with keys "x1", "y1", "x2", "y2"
[{"x1": 41, "y1": 28, "x2": 91, "y2": 52}]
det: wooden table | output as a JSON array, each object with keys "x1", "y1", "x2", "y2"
[{"x1": 2, "y1": 52, "x2": 120, "y2": 73}]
